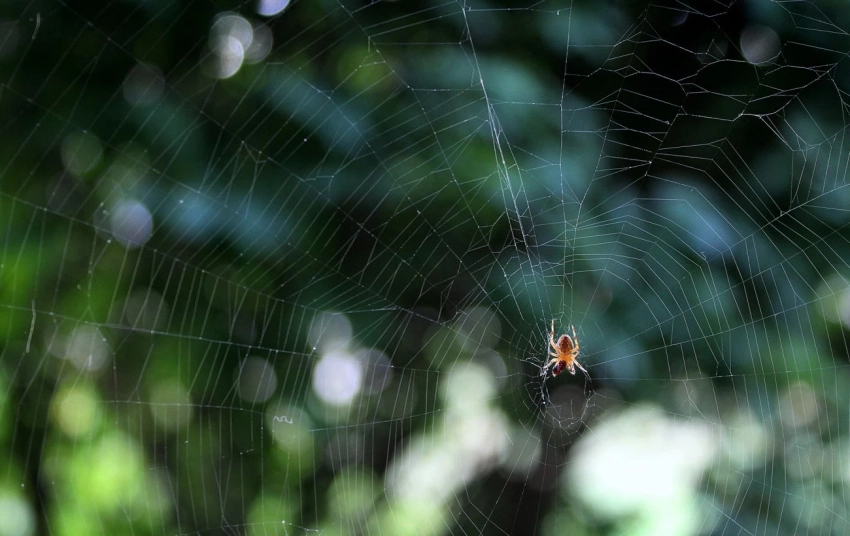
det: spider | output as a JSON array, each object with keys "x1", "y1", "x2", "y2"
[{"x1": 543, "y1": 319, "x2": 587, "y2": 377}]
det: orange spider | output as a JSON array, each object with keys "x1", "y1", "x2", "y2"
[{"x1": 544, "y1": 319, "x2": 587, "y2": 377}]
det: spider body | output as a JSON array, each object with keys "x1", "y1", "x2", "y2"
[{"x1": 544, "y1": 320, "x2": 587, "y2": 377}]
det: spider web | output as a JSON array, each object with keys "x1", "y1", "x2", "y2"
[{"x1": 2, "y1": 0, "x2": 850, "y2": 535}]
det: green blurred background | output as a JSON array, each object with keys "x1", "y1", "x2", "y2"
[{"x1": 3, "y1": 0, "x2": 850, "y2": 534}]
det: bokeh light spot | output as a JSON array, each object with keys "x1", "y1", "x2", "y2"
[
  {"x1": 741, "y1": 24, "x2": 780, "y2": 64},
  {"x1": 238, "y1": 356, "x2": 278, "y2": 403},
  {"x1": 312, "y1": 350, "x2": 363, "y2": 406},
  {"x1": 257, "y1": 0, "x2": 291, "y2": 17},
  {"x1": 110, "y1": 199, "x2": 153, "y2": 249}
]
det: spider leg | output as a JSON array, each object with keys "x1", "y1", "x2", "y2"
[
  {"x1": 541, "y1": 357, "x2": 559, "y2": 377},
  {"x1": 549, "y1": 320, "x2": 559, "y2": 352}
]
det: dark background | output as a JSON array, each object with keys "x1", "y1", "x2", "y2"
[{"x1": 2, "y1": 0, "x2": 850, "y2": 534}]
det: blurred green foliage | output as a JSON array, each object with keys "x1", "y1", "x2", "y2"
[{"x1": 3, "y1": 0, "x2": 850, "y2": 535}]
